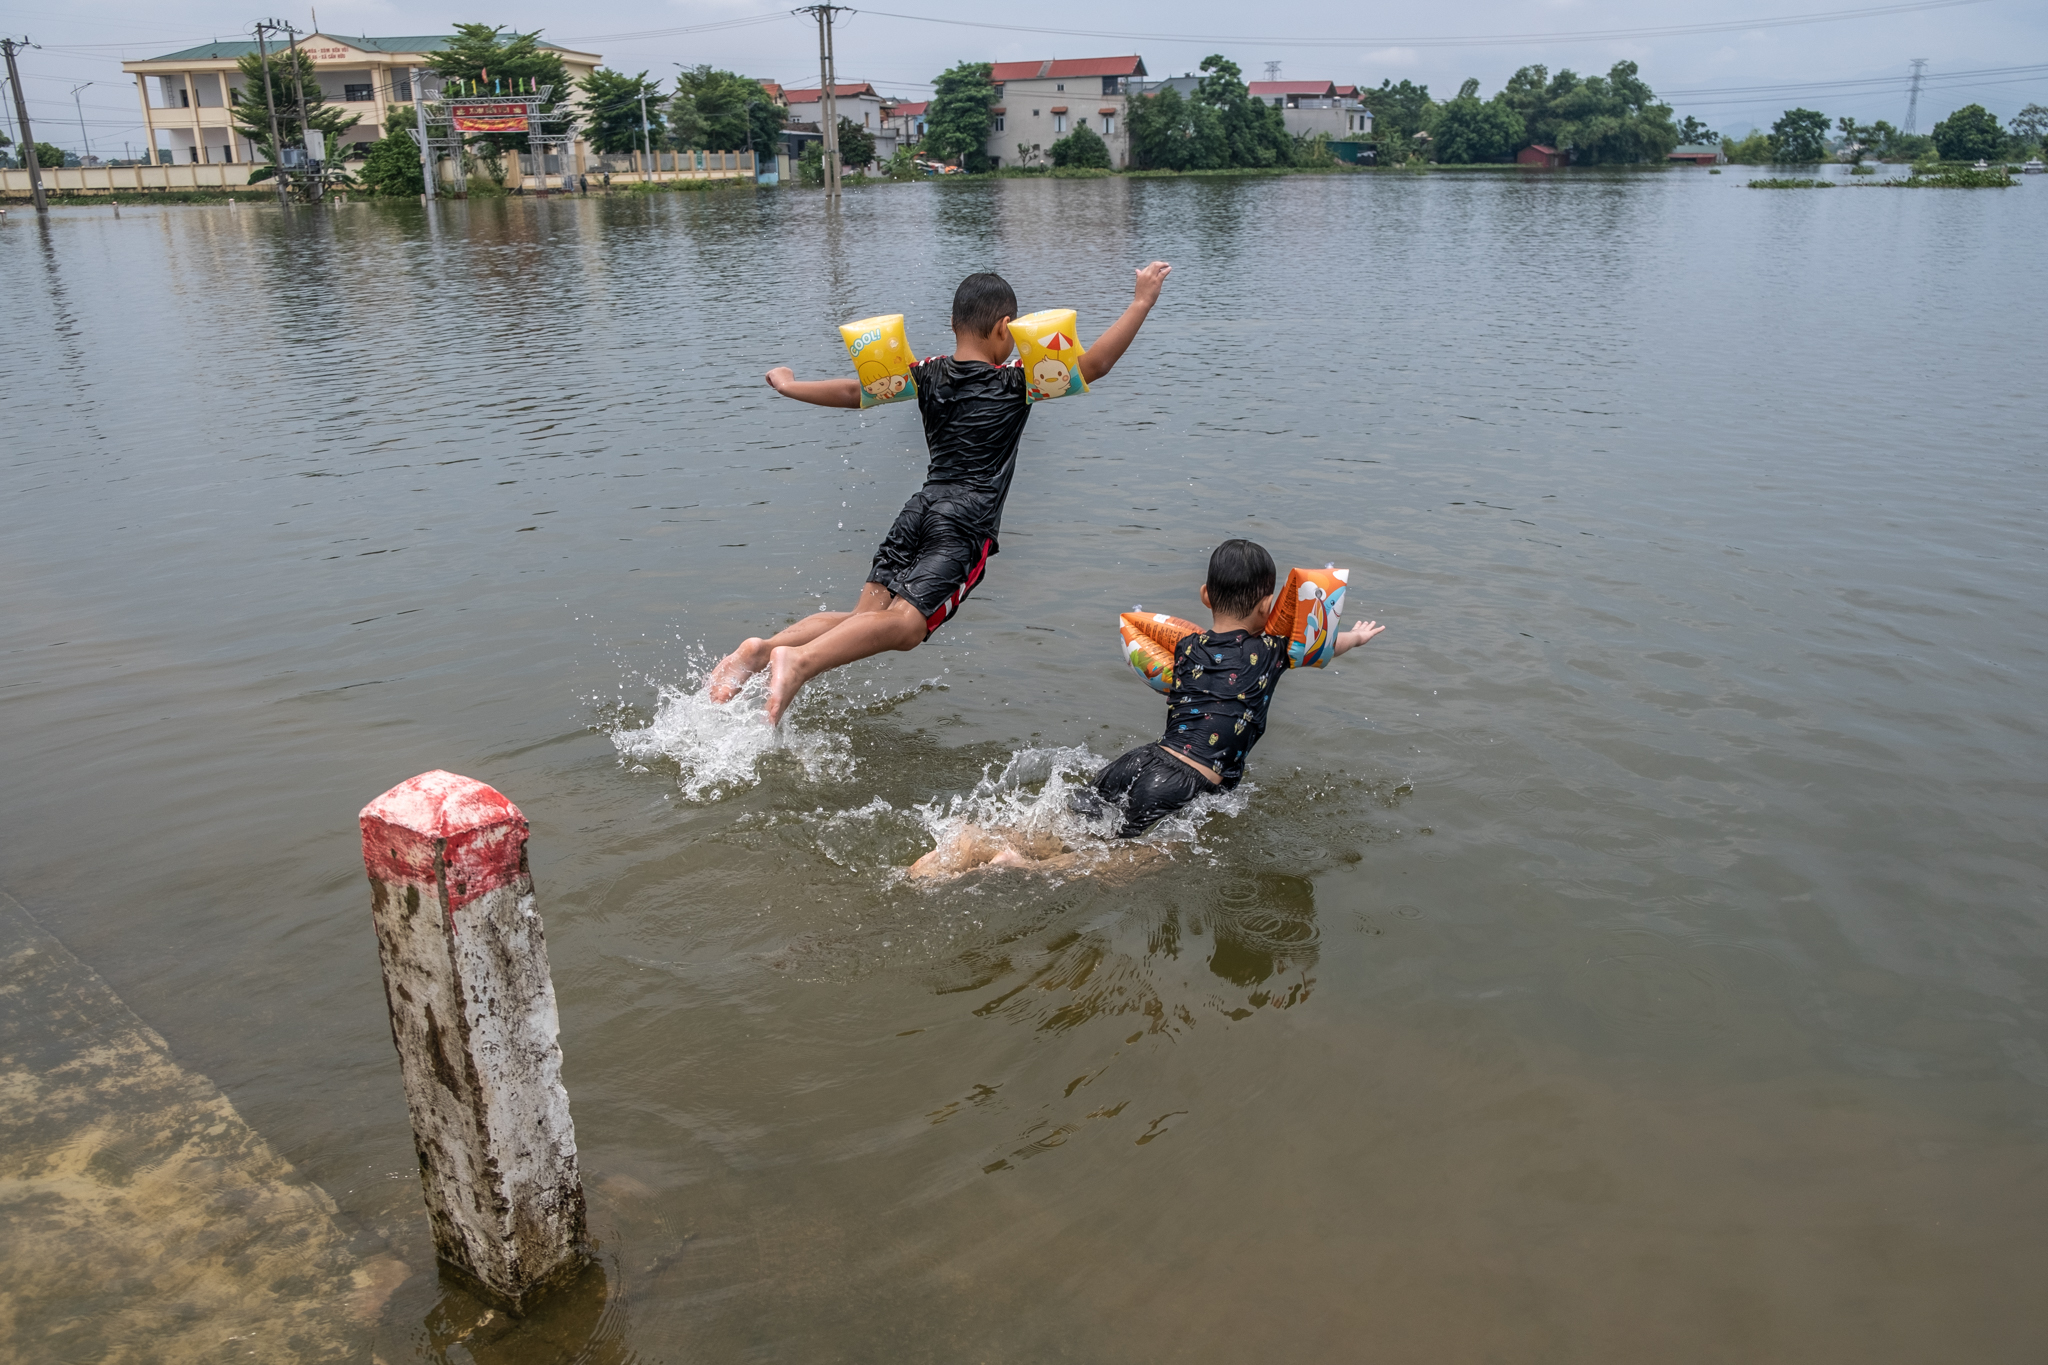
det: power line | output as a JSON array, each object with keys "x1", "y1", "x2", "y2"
[
  {"x1": 1663, "y1": 61, "x2": 2048, "y2": 97},
  {"x1": 852, "y1": 0, "x2": 1996, "y2": 50}
]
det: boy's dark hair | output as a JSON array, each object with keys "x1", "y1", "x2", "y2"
[
  {"x1": 1206, "y1": 539, "x2": 1278, "y2": 618},
  {"x1": 952, "y1": 272, "x2": 1018, "y2": 338}
]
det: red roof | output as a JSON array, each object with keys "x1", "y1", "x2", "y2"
[
  {"x1": 990, "y1": 56, "x2": 1146, "y2": 83},
  {"x1": 1248, "y1": 80, "x2": 1336, "y2": 97},
  {"x1": 758, "y1": 80, "x2": 783, "y2": 101},
  {"x1": 886, "y1": 100, "x2": 928, "y2": 116},
  {"x1": 782, "y1": 82, "x2": 880, "y2": 103},
  {"x1": 1527, "y1": 144, "x2": 1558, "y2": 154},
  {"x1": 1333, "y1": 84, "x2": 1359, "y2": 97}
]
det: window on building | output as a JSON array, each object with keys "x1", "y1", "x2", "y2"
[
  {"x1": 1102, "y1": 76, "x2": 1121, "y2": 95},
  {"x1": 1101, "y1": 114, "x2": 1115, "y2": 136},
  {"x1": 863, "y1": 111, "x2": 870, "y2": 125},
  {"x1": 994, "y1": 115, "x2": 1005, "y2": 132},
  {"x1": 1031, "y1": 109, "x2": 1039, "y2": 117},
  {"x1": 1055, "y1": 82, "x2": 1064, "y2": 92},
  {"x1": 1053, "y1": 113, "x2": 1066, "y2": 133},
  {"x1": 343, "y1": 83, "x2": 372, "y2": 102},
  {"x1": 178, "y1": 87, "x2": 190, "y2": 108},
  {"x1": 393, "y1": 76, "x2": 412, "y2": 101}
]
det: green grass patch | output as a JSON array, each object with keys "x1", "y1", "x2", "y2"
[
  {"x1": 1864, "y1": 166, "x2": 2018, "y2": 188},
  {"x1": 1747, "y1": 177, "x2": 1834, "y2": 189}
]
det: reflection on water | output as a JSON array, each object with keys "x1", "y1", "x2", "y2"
[{"x1": 4, "y1": 168, "x2": 2048, "y2": 1360}]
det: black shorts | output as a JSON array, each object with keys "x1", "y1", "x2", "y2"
[
  {"x1": 867, "y1": 491, "x2": 995, "y2": 639},
  {"x1": 1069, "y1": 743, "x2": 1222, "y2": 838}
]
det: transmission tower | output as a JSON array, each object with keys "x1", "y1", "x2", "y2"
[
  {"x1": 1263, "y1": 61, "x2": 1282, "y2": 81},
  {"x1": 1904, "y1": 58, "x2": 1927, "y2": 134}
]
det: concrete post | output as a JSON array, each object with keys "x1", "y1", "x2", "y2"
[{"x1": 358, "y1": 770, "x2": 587, "y2": 1312}]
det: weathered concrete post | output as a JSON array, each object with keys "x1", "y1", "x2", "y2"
[{"x1": 359, "y1": 771, "x2": 587, "y2": 1311}]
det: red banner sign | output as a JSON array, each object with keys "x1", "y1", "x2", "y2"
[{"x1": 451, "y1": 103, "x2": 530, "y2": 133}]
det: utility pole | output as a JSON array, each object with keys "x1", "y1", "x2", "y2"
[
  {"x1": 2, "y1": 37, "x2": 46, "y2": 212},
  {"x1": 286, "y1": 23, "x2": 324, "y2": 203},
  {"x1": 638, "y1": 86, "x2": 652, "y2": 182},
  {"x1": 411, "y1": 66, "x2": 434, "y2": 200},
  {"x1": 70, "y1": 81, "x2": 91, "y2": 163},
  {"x1": 254, "y1": 22, "x2": 291, "y2": 206},
  {"x1": 1904, "y1": 58, "x2": 1928, "y2": 136},
  {"x1": 798, "y1": 4, "x2": 846, "y2": 199}
]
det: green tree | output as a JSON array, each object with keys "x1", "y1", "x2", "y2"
[
  {"x1": 1676, "y1": 115, "x2": 1718, "y2": 145},
  {"x1": 1049, "y1": 121, "x2": 1112, "y2": 167},
  {"x1": 670, "y1": 66, "x2": 782, "y2": 153},
  {"x1": 1769, "y1": 108, "x2": 1830, "y2": 162},
  {"x1": 428, "y1": 24, "x2": 571, "y2": 156},
  {"x1": 25, "y1": 140, "x2": 68, "y2": 168},
  {"x1": 1432, "y1": 83, "x2": 1526, "y2": 163},
  {"x1": 1362, "y1": 78, "x2": 1438, "y2": 159},
  {"x1": 357, "y1": 109, "x2": 427, "y2": 196},
  {"x1": 1194, "y1": 54, "x2": 1294, "y2": 167},
  {"x1": 1836, "y1": 115, "x2": 1873, "y2": 165},
  {"x1": 578, "y1": 68, "x2": 662, "y2": 155},
  {"x1": 1127, "y1": 84, "x2": 1227, "y2": 170},
  {"x1": 1931, "y1": 103, "x2": 2001, "y2": 161},
  {"x1": 1496, "y1": 62, "x2": 1676, "y2": 163},
  {"x1": 797, "y1": 140, "x2": 823, "y2": 184},
  {"x1": 924, "y1": 61, "x2": 995, "y2": 170},
  {"x1": 229, "y1": 48, "x2": 361, "y2": 172},
  {"x1": 1722, "y1": 129, "x2": 1773, "y2": 164},
  {"x1": 836, "y1": 116, "x2": 876, "y2": 171},
  {"x1": 2012, "y1": 103, "x2": 2048, "y2": 151}
]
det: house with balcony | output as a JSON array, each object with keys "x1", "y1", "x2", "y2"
[
  {"x1": 985, "y1": 56, "x2": 1146, "y2": 169},
  {"x1": 119, "y1": 33, "x2": 601, "y2": 167},
  {"x1": 1247, "y1": 81, "x2": 1372, "y2": 139}
]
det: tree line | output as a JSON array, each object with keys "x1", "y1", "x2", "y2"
[{"x1": 1723, "y1": 102, "x2": 2047, "y2": 165}]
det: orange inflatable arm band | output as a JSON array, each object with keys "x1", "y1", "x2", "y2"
[{"x1": 1117, "y1": 567, "x2": 1349, "y2": 692}]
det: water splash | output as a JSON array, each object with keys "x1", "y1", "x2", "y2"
[{"x1": 609, "y1": 669, "x2": 856, "y2": 801}]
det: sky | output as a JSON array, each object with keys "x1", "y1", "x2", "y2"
[{"x1": 4, "y1": 0, "x2": 2044, "y2": 158}]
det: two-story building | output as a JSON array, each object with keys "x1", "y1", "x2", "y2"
[
  {"x1": 782, "y1": 81, "x2": 899, "y2": 164},
  {"x1": 985, "y1": 56, "x2": 1147, "y2": 168},
  {"x1": 120, "y1": 33, "x2": 602, "y2": 166},
  {"x1": 1247, "y1": 81, "x2": 1372, "y2": 139}
]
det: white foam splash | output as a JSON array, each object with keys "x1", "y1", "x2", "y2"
[
  {"x1": 906, "y1": 744, "x2": 1253, "y2": 872},
  {"x1": 610, "y1": 670, "x2": 855, "y2": 801}
]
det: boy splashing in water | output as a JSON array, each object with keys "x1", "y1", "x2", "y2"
[
  {"x1": 709, "y1": 263, "x2": 1173, "y2": 723},
  {"x1": 909, "y1": 539, "x2": 1384, "y2": 878}
]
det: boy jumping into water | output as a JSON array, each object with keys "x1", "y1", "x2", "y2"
[
  {"x1": 909, "y1": 539, "x2": 1384, "y2": 878},
  {"x1": 708, "y1": 263, "x2": 1174, "y2": 723}
]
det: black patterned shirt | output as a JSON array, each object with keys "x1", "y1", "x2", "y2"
[{"x1": 1160, "y1": 629, "x2": 1288, "y2": 788}]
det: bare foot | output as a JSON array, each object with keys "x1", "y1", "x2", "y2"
[
  {"x1": 764, "y1": 645, "x2": 808, "y2": 725},
  {"x1": 707, "y1": 639, "x2": 768, "y2": 703}
]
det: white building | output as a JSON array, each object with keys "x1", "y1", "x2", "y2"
[
  {"x1": 1247, "y1": 81, "x2": 1372, "y2": 140},
  {"x1": 120, "y1": 33, "x2": 601, "y2": 166},
  {"x1": 783, "y1": 81, "x2": 898, "y2": 163},
  {"x1": 986, "y1": 56, "x2": 1147, "y2": 169}
]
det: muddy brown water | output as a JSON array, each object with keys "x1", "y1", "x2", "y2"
[{"x1": 3, "y1": 165, "x2": 2046, "y2": 1361}]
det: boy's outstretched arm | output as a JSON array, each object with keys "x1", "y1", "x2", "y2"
[
  {"x1": 1333, "y1": 619, "x2": 1386, "y2": 655},
  {"x1": 1078, "y1": 261, "x2": 1172, "y2": 383},
  {"x1": 766, "y1": 365, "x2": 862, "y2": 409}
]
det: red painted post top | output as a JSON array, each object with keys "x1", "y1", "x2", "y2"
[{"x1": 360, "y1": 771, "x2": 528, "y2": 910}]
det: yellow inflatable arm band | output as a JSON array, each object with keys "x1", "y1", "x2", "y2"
[
  {"x1": 840, "y1": 313, "x2": 918, "y2": 409},
  {"x1": 1117, "y1": 567, "x2": 1350, "y2": 692},
  {"x1": 1011, "y1": 308, "x2": 1089, "y2": 404}
]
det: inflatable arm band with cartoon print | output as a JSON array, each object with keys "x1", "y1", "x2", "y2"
[
  {"x1": 1118, "y1": 567, "x2": 1350, "y2": 693},
  {"x1": 840, "y1": 314, "x2": 919, "y2": 409},
  {"x1": 1011, "y1": 309, "x2": 1090, "y2": 404}
]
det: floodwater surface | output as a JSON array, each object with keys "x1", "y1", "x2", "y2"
[{"x1": 4, "y1": 164, "x2": 2047, "y2": 1362}]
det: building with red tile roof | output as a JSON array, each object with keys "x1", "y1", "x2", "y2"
[{"x1": 987, "y1": 55, "x2": 1147, "y2": 168}]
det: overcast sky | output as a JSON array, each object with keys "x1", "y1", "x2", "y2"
[{"x1": 6, "y1": 0, "x2": 2044, "y2": 157}]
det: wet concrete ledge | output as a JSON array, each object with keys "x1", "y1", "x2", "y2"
[{"x1": 0, "y1": 891, "x2": 394, "y2": 1362}]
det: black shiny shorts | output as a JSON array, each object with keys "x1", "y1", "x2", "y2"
[
  {"x1": 1069, "y1": 743, "x2": 1222, "y2": 838},
  {"x1": 867, "y1": 491, "x2": 995, "y2": 639}
]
